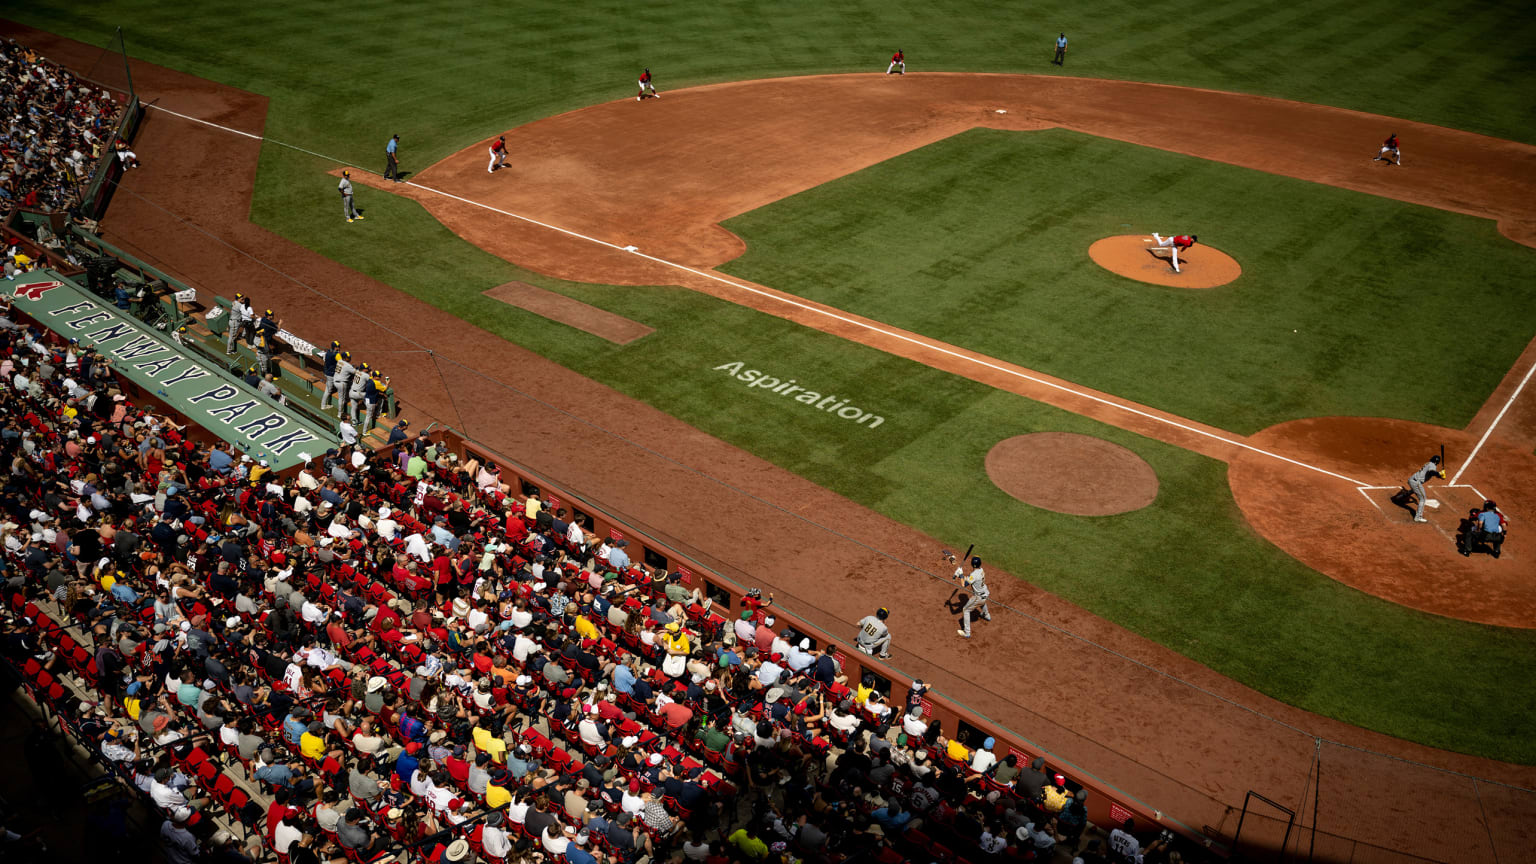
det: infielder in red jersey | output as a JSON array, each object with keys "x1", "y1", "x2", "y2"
[
  {"x1": 487, "y1": 136, "x2": 507, "y2": 174},
  {"x1": 1373, "y1": 133, "x2": 1402, "y2": 166},
  {"x1": 887, "y1": 50, "x2": 905, "y2": 75},
  {"x1": 637, "y1": 68, "x2": 659, "y2": 101},
  {"x1": 1149, "y1": 233, "x2": 1198, "y2": 273}
]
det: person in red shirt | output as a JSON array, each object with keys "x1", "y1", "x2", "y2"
[
  {"x1": 637, "y1": 68, "x2": 659, "y2": 101},
  {"x1": 487, "y1": 136, "x2": 507, "y2": 174},
  {"x1": 887, "y1": 50, "x2": 905, "y2": 75},
  {"x1": 1148, "y1": 232, "x2": 1198, "y2": 274},
  {"x1": 1373, "y1": 133, "x2": 1402, "y2": 166}
]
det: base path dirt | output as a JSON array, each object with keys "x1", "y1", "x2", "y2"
[
  {"x1": 986, "y1": 433, "x2": 1159, "y2": 515},
  {"x1": 8, "y1": 20, "x2": 1535, "y2": 860},
  {"x1": 1088, "y1": 235, "x2": 1240, "y2": 289},
  {"x1": 484, "y1": 281, "x2": 653, "y2": 344}
]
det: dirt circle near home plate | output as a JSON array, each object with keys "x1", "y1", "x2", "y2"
[
  {"x1": 986, "y1": 432, "x2": 1159, "y2": 515},
  {"x1": 1088, "y1": 235, "x2": 1242, "y2": 289}
]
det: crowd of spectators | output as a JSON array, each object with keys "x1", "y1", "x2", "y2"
[
  {"x1": 0, "y1": 294, "x2": 1186, "y2": 864},
  {"x1": 0, "y1": 38, "x2": 125, "y2": 214}
]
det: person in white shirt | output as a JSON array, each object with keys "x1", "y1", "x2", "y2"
[
  {"x1": 467, "y1": 605, "x2": 489, "y2": 633},
  {"x1": 507, "y1": 604, "x2": 534, "y2": 630},
  {"x1": 541, "y1": 825, "x2": 571, "y2": 856},
  {"x1": 621, "y1": 785, "x2": 647, "y2": 815},
  {"x1": 273, "y1": 815, "x2": 303, "y2": 855},
  {"x1": 410, "y1": 767, "x2": 437, "y2": 799},
  {"x1": 1109, "y1": 819, "x2": 1144, "y2": 864},
  {"x1": 282, "y1": 661, "x2": 305, "y2": 693},
  {"x1": 566, "y1": 520, "x2": 584, "y2": 546},
  {"x1": 902, "y1": 707, "x2": 929, "y2": 739},
  {"x1": 300, "y1": 599, "x2": 328, "y2": 626},
  {"x1": 405, "y1": 533, "x2": 431, "y2": 563},
  {"x1": 506, "y1": 794, "x2": 530, "y2": 827},
  {"x1": 971, "y1": 737, "x2": 998, "y2": 773},
  {"x1": 733, "y1": 613, "x2": 757, "y2": 646},
  {"x1": 513, "y1": 633, "x2": 540, "y2": 664},
  {"x1": 482, "y1": 811, "x2": 513, "y2": 860},
  {"x1": 149, "y1": 769, "x2": 191, "y2": 810},
  {"x1": 377, "y1": 508, "x2": 399, "y2": 540},
  {"x1": 578, "y1": 711, "x2": 607, "y2": 747}
]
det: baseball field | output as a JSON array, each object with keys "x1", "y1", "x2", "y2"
[{"x1": 9, "y1": 0, "x2": 1536, "y2": 854}]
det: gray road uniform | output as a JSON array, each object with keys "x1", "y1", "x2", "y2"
[
  {"x1": 327, "y1": 357, "x2": 355, "y2": 414},
  {"x1": 1407, "y1": 457, "x2": 1443, "y2": 522},
  {"x1": 855, "y1": 612, "x2": 892, "y2": 658},
  {"x1": 339, "y1": 175, "x2": 361, "y2": 221},
  {"x1": 225, "y1": 298, "x2": 250, "y2": 354},
  {"x1": 956, "y1": 562, "x2": 992, "y2": 637},
  {"x1": 345, "y1": 367, "x2": 370, "y2": 422}
]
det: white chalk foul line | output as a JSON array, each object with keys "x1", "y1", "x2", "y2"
[
  {"x1": 148, "y1": 102, "x2": 1372, "y2": 487},
  {"x1": 1450, "y1": 358, "x2": 1536, "y2": 485}
]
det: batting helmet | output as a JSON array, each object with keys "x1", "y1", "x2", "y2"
[
  {"x1": 877, "y1": 607, "x2": 890, "y2": 620},
  {"x1": 971, "y1": 556, "x2": 982, "y2": 568}
]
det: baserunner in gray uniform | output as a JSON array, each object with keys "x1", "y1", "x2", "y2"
[
  {"x1": 955, "y1": 556, "x2": 992, "y2": 639},
  {"x1": 854, "y1": 607, "x2": 893, "y2": 659},
  {"x1": 339, "y1": 170, "x2": 364, "y2": 222},
  {"x1": 1404, "y1": 455, "x2": 1444, "y2": 523}
]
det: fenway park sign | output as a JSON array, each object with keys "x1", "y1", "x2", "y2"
[{"x1": 13, "y1": 274, "x2": 337, "y2": 471}]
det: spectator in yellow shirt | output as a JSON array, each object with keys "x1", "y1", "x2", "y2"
[
  {"x1": 299, "y1": 721, "x2": 330, "y2": 760},
  {"x1": 473, "y1": 725, "x2": 507, "y2": 764},
  {"x1": 574, "y1": 615, "x2": 600, "y2": 642},
  {"x1": 485, "y1": 781, "x2": 512, "y2": 809},
  {"x1": 945, "y1": 735, "x2": 972, "y2": 764}
]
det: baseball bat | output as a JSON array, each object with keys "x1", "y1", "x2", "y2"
[{"x1": 1440, "y1": 444, "x2": 1445, "y2": 473}]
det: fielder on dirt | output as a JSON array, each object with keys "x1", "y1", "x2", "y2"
[{"x1": 638, "y1": 68, "x2": 660, "y2": 100}]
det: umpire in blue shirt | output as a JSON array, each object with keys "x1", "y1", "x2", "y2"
[{"x1": 384, "y1": 134, "x2": 401, "y2": 181}]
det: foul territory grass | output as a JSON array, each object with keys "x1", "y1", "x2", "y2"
[
  {"x1": 721, "y1": 128, "x2": 1536, "y2": 435},
  {"x1": 251, "y1": 144, "x2": 1536, "y2": 763}
]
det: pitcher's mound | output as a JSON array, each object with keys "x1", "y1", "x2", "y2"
[
  {"x1": 1089, "y1": 235, "x2": 1241, "y2": 289},
  {"x1": 986, "y1": 433, "x2": 1159, "y2": 515}
]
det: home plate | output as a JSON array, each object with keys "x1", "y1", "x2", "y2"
[{"x1": 1426, "y1": 499, "x2": 1440, "y2": 508}]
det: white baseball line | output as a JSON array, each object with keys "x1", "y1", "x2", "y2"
[
  {"x1": 1450, "y1": 358, "x2": 1536, "y2": 485},
  {"x1": 147, "y1": 102, "x2": 1380, "y2": 487}
]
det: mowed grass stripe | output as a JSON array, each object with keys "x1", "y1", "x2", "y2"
[
  {"x1": 720, "y1": 128, "x2": 1536, "y2": 434},
  {"x1": 13, "y1": 0, "x2": 1536, "y2": 161}
]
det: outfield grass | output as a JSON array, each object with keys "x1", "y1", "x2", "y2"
[
  {"x1": 12, "y1": 0, "x2": 1536, "y2": 157},
  {"x1": 249, "y1": 143, "x2": 1536, "y2": 763},
  {"x1": 720, "y1": 128, "x2": 1536, "y2": 435}
]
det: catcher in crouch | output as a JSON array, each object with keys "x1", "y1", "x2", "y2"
[{"x1": 1148, "y1": 233, "x2": 1198, "y2": 273}]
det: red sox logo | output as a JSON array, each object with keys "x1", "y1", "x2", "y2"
[{"x1": 13, "y1": 280, "x2": 63, "y2": 301}]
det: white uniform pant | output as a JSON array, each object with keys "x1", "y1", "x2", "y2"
[
  {"x1": 887, "y1": 61, "x2": 905, "y2": 74},
  {"x1": 960, "y1": 593, "x2": 991, "y2": 635},
  {"x1": 1153, "y1": 234, "x2": 1183, "y2": 272},
  {"x1": 488, "y1": 148, "x2": 505, "y2": 172}
]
